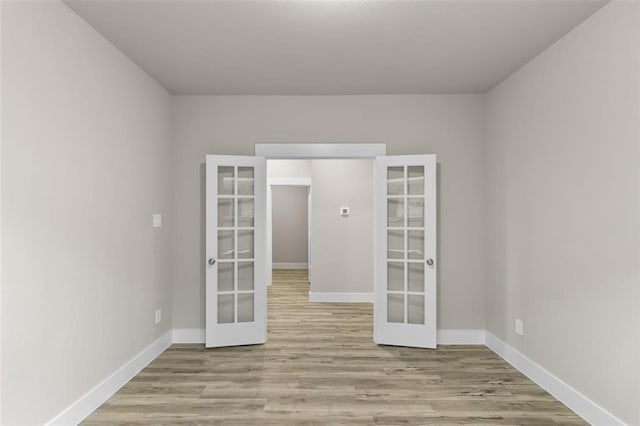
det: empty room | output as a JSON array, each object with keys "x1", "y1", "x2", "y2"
[{"x1": 1, "y1": 0, "x2": 639, "y2": 425}]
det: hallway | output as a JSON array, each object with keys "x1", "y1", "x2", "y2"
[{"x1": 83, "y1": 270, "x2": 583, "y2": 424}]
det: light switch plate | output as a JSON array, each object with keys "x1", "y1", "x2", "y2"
[
  {"x1": 340, "y1": 207, "x2": 350, "y2": 217},
  {"x1": 155, "y1": 309, "x2": 162, "y2": 325},
  {"x1": 153, "y1": 214, "x2": 162, "y2": 228},
  {"x1": 515, "y1": 318, "x2": 524, "y2": 336}
]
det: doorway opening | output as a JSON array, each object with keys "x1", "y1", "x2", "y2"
[
  {"x1": 267, "y1": 158, "x2": 375, "y2": 303},
  {"x1": 205, "y1": 144, "x2": 437, "y2": 349},
  {"x1": 270, "y1": 184, "x2": 310, "y2": 272},
  {"x1": 266, "y1": 160, "x2": 312, "y2": 286}
]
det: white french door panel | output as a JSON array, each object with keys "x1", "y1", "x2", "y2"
[
  {"x1": 206, "y1": 155, "x2": 267, "y2": 348},
  {"x1": 374, "y1": 155, "x2": 437, "y2": 349},
  {"x1": 307, "y1": 187, "x2": 312, "y2": 282}
]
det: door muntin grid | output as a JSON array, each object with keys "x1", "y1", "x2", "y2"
[
  {"x1": 386, "y1": 165, "x2": 426, "y2": 324},
  {"x1": 217, "y1": 165, "x2": 255, "y2": 324}
]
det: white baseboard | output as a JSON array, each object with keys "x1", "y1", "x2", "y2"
[
  {"x1": 46, "y1": 330, "x2": 172, "y2": 426},
  {"x1": 173, "y1": 328, "x2": 205, "y2": 344},
  {"x1": 273, "y1": 263, "x2": 308, "y2": 269},
  {"x1": 45, "y1": 327, "x2": 624, "y2": 426},
  {"x1": 485, "y1": 332, "x2": 624, "y2": 426},
  {"x1": 308, "y1": 292, "x2": 374, "y2": 303},
  {"x1": 437, "y1": 329, "x2": 486, "y2": 345}
]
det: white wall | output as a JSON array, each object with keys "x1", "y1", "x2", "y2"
[
  {"x1": 267, "y1": 159, "x2": 312, "y2": 179},
  {"x1": 272, "y1": 186, "x2": 308, "y2": 264},
  {"x1": 485, "y1": 2, "x2": 640, "y2": 424},
  {"x1": 1, "y1": 2, "x2": 173, "y2": 424},
  {"x1": 310, "y1": 160, "x2": 373, "y2": 293},
  {"x1": 171, "y1": 95, "x2": 486, "y2": 331}
]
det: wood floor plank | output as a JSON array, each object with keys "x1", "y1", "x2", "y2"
[{"x1": 83, "y1": 269, "x2": 585, "y2": 425}]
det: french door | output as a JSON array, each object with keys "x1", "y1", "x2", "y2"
[
  {"x1": 206, "y1": 155, "x2": 266, "y2": 348},
  {"x1": 374, "y1": 155, "x2": 437, "y2": 348}
]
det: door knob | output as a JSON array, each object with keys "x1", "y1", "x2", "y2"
[
  {"x1": 208, "y1": 258, "x2": 216, "y2": 266},
  {"x1": 426, "y1": 258, "x2": 434, "y2": 266}
]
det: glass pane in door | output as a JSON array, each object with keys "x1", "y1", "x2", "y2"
[
  {"x1": 387, "y1": 166, "x2": 405, "y2": 196},
  {"x1": 237, "y1": 198, "x2": 254, "y2": 227},
  {"x1": 218, "y1": 230, "x2": 234, "y2": 259},
  {"x1": 387, "y1": 230, "x2": 404, "y2": 259},
  {"x1": 408, "y1": 263, "x2": 425, "y2": 293},
  {"x1": 237, "y1": 167, "x2": 254, "y2": 195},
  {"x1": 218, "y1": 294, "x2": 234, "y2": 324},
  {"x1": 407, "y1": 166, "x2": 424, "y2": 195},
  {"x1": 218, "y1": 199, "x2": 234, "y2": 227},
  {"x1": 407, "y1": 198, "x2": 424, "y2": 228},
  {"x1": 387, "y1": 198, "x2": 404, "y2": 227},
  {"x1": 387, "y1": 262, "x2": 404, "y2": 291},
  {"x1": 218, "y1": 263, "x2": 234, "y2": 292},
  {"x1": 407, "y1": 295, "x2": 425, "y2": 324},
  {"x1": 387, "y1": 294, "x2": 404, "y2": 323},
  {"x1": 218, "y1": 166, "x2": 235, "y2": 195},
  {"x1": 237, "y1": 293, "x2": 254, "y2": 322},
  {"x1": 238, "y1": 262, "x2": 254, "y2": 291},
  {"x1": 407, "y1": 230, "x2": 424, "y2": 259},
  {"x1": 237, "y1": 230, "x2": 254, "y2": 259}
]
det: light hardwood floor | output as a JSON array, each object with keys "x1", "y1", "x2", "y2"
[{"x1": 84, "y1": 269, "x2": 585, "y2": 425}]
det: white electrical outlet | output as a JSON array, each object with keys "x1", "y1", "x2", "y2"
[
  {"x1": 153, "y1": 214, "x2": 162, "y2": 228},
  {"x1": 155, "y1": 309, "x2": 162, "y2": 325},
  {"x1": 515, "y1": 318, "x2": 524, "y2": 336}
]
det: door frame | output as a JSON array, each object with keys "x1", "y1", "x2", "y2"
[
  {"x1": 257, "y1": 144, "x2": 388, "y2": 287},
  {"x1": 256, "y1": 143, "x2": 386, "y2": 159},
  {"x1": 267, "y1": 177, "x2": 312, "y2": 286}
]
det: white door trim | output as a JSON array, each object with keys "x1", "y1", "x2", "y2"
[
  {"x1": 268, "y1": 177, "x2": 312, "y2": 186},
  {"x1": 267, "y1": 177, "x2": 312, "y2": 286},
  {"x1": 256, "y1": 143, "x2": 386, "y2": 159},
  {"x1": 260, "y1": 144, "x2": 387, "y2": 287}
]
